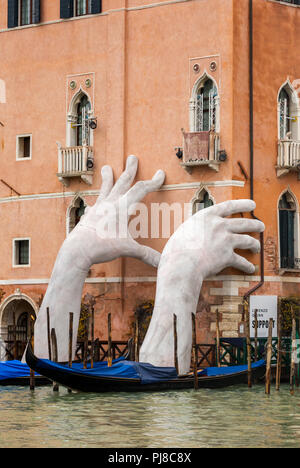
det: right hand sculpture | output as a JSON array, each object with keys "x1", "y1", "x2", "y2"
[{"x1": 140, "y1": 200, "x2": 265, "y2": 374}]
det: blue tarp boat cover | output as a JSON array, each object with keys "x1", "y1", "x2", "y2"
[
  {"x1": 0, "y1": 357, "x2": 125, "y2": 382},
  {"x1": 35, "y1": 358, "x2": 179, "y2": 385},
  {"x1": 33, "y1": 358, "x2": 265, "y2": 384},
  {"x1": 198, "y1": 359, "x2": 266, "y2": 377},
  {"x1": 0, "y1": 360, "x2": 36, "y2": 381}
]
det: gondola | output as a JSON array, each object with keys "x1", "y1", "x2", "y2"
[
  {"x1": 26, "y1": 343, "x2": 266, "y2": 393},
  {"x1": 0, "y1": 359, "x2": 51, "y2": 386}
]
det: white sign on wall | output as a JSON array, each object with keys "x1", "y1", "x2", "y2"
[{"x1": 249, "y1": 296, "x2": 278, "y2": 338}]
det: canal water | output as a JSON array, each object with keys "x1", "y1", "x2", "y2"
[{"x1": 0, "y1": 384, "x2": 300, "y2": 448}]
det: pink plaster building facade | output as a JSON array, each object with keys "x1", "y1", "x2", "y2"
[{"x1": 1, "y1": 0, "x2": 300, "y2": 357}]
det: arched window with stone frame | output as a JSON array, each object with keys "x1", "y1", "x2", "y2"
[
  {"x1": 192, "y1": 187, "x2": 214, "y2": 215},
  {"x1": 190, "y1": 73, "x2": 220, "y2": 133},
  {"x1": 278, "y1": 190, "x2": 299, "y2": 270},
  {"x1": 278, "y1": 81, "x2": 300, "y2": 141},
  {"x1": 67, "y1": 89, "x2": 93, "y2": 148},
  {"x1": 67, "y1": 195, "x2": 87, "y2": 235}
]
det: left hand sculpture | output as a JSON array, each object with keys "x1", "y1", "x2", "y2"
[{"x1": 34, "y1": 155, "x2": 165, "y2": 361}]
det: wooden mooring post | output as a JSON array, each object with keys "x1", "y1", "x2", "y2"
[
  {"x1": 51, "y1": 328, "x2": 59, "y2": 392},
  {"x1": 134, "y1": 312, "x2": 139, "y2": 362},
  {"x1": 107, "y1": 313, "x2": 112, "y2": 367},
  {"x1": 216, "y1": 309, "x2": 220, "y2": 367},
  {"x1": 12, "y1": 310, "x2": 17, "y2": 360},
  {"x1": 29, "y1": 317, "x2": 35, "y2": 391},
  {"x1": 265, "y1": 318, "x2": 273, "y2": 395},
  {"x1": 46, "y1": 307, "x2": 52, "y2": 361},
  {"x1": 83, "y1": 313, "x2": 89, "y2": 370},
  {"x1": 276, "y1": 306, "x2": 282, "y2": 391},
  {"x1": 68, "y1": 313, "x2": 73, "y2": 368},
  {"x1": 254, "y1": 309, "x2": 258, "y2": 362},
  {"x1": 245, "y1": 302, "x2": 252, "y2": 388},
  {"x1": 90, "y1": 306, "x2": 95, "y2": 369},
  {"x1": 173, "y1": 314, "x2": 179, "y2": 375},
  {"x1": 191, "y1": 313, "x2": 198, "y2": 389},
  {"x1": 290, "y1": 312, "x2": 296, "y2": 396}
]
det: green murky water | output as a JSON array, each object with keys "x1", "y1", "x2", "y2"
[{"x1": 0, "y1": 384, "x2": 300, "y2": 448}]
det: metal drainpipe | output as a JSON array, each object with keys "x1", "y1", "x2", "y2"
[{"x1": 244, "y1": 0, "x2": 265, "y2": 303}]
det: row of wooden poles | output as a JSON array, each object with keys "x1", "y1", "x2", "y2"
[
  {"x1": 215, "y1": 306, "x2": 300, "y2": 395},
  {"x1": 30, "y1": 304, "x2": 300, "y2": 394},
  {"x1": 30, "y1": 307, "x2": 141, "y2": 392}
]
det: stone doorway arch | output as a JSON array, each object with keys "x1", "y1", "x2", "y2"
[{"x1": 0, "y1": 290, "x2": 38, "y2": 360}]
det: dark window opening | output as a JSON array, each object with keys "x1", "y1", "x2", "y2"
[
  {"x1": 14, "y1": 239, "x2": 30, "y2": 266},
  {"x1": 193, "y1": 190, "x2": 214, "y2": 214},
  {"x1": 7, "y1": 0, "x2": 41, "y2": 28},
  {"x1": 279, "y1": 193, "x2": 296, "y2": 269}
]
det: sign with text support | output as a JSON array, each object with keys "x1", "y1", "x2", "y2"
[{"x1": 249, "y1": 296, "x2": 277, "y2": 338}]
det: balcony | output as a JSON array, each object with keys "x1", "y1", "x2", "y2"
[
  {"x1": 57, "y1": 144, "x2": 94, "y2": 186},
  {"x1": 180, "y1": 131, "x2": 222, "y2": 174},
  {"x1": 276, "y1": 139, "x2": 300, "y2": 178}
]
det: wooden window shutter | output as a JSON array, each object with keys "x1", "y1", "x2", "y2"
[
  {"x1": 32, "y1": 0, "x2": 41, "y2": 24},
  {"x1": 7, "y1": 0, "x2": 19, "y2": 28},
  {"x1": 60, "y1": 0, "x2": 74, "y2": 18},
  {"x1": 91, "y1": 0, "x2": 102, "y2": 14}
]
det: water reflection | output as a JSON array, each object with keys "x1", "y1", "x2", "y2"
[{"x1": 0, "y1": 384, "x2": 300, "y2": 447}]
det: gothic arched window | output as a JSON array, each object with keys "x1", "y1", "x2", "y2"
[
  {"x1": 279, "y1": 192, "x2": 297, "y2": 269},
  {"x1": 68, "y1": 196, "x2": 86, "y2": 234},
  {"x1": 195, "y1": 78, "x2": 218, "y2": 132},
  {"x1": 193, "y1": 188, "x2": 214, "y2": 214},
  {"x1": 76, "y1": 94, "x2": 91, "y2": 146}
]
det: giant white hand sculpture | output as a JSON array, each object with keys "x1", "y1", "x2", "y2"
[
  {"x1": 34, "y1": 155, "x2": 265, "y2": 372},
  {"x1": 140, "y1": 200, "x2": 264, "y2": 374},
  {"x1": 34, "y1": 155, "x2": 165, "y2": 361}
]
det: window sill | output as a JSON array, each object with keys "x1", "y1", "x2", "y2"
[
  {"x1": 1, "y1": 13, "x2": 106, "y2": 33},
  {"x1": 268, "y1": 0, "x2": 300, "y2": 7},
  {"x1": 279, "y1": 268, "x2": 300, "y2": 275}
]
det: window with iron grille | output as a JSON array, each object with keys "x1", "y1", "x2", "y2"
[
  {"x1": 13, "y1": 239, "x2": 30, "y2": 267},
  {"x1": 195, "y1": 79, "x2": 218, "y2": 132}
]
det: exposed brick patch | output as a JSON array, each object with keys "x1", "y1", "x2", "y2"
[{"x1": 265, "y1": 236, "x2": 278, "y2": 273}]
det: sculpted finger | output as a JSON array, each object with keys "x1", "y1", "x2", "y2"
[
  {"x1": 121, "y1": 170, "x2": 165, "y2": 206},
  {"x1": 227, "y1": 218, "x2": 265, "y2": 234},
  {"x1": 232, "y1": 234, "x2": 261, "y2": 253},
  {"x1": 231, "y1": 253, "x2": 255, "y2": 274},
  {"x1": 210, "y1": 199, "x2": 256, "y2": 218},
  {"x1": 127, "y1": 242, "x2": 161, "y2": 268},
  {"x1": 107, "y1": 155, "x2": 138, "y2": 201},
  {"x1": 97, "y1": 165, "x2": 114, "y2": 202}
]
